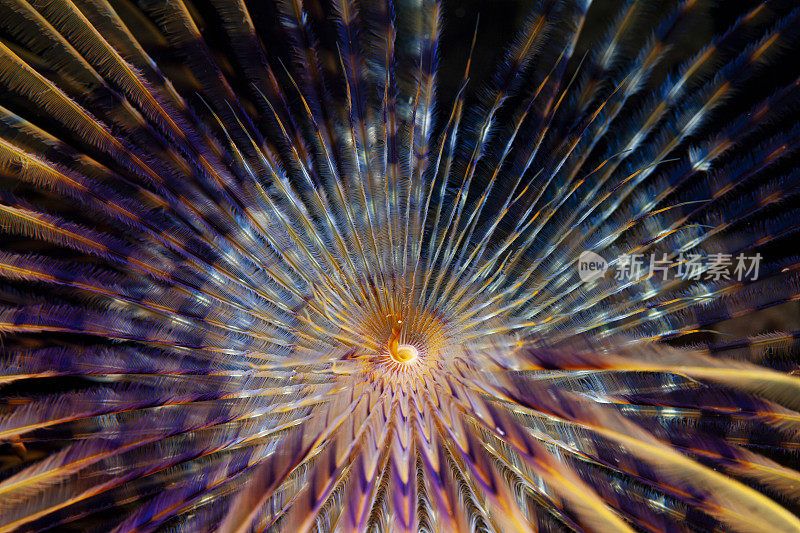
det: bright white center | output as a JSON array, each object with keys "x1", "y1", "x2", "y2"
[{"x1": 391, "y1": 344, "x2": 419, "y2": 363}]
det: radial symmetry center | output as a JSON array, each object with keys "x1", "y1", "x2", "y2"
[
  {"x1": 387, "y1": 318, "x2": 419, "y2": 364},
  {"x1": 390, "y1": 343, "x2": 419, "y2": 363}
]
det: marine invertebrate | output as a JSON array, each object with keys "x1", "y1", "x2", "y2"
[{"x1": 1, "y1": 0, "x2": 800, "y2": 530}]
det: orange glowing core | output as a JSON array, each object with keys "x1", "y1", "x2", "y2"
[
  {"x1": 387, "y1": 319, "x2": 419, "y2": 364},
  {"x1": 391, "y1": 343, "x2": 419, "y2": 363}
]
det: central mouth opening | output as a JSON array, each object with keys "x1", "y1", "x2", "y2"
[
  {"x1": 390, "y1": 343, "x2": 419, "y2": 363},
  {"x1": 386, "y1": 317, "x2": 420, "y2": 365}
]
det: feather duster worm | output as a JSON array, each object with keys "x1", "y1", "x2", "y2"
[{"x1": 0, "y1": 0, "x2": 800, "y2": 531}]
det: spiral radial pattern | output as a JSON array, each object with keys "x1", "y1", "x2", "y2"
[{"x1": 1, "y1": 0, "x2": 800, "y2": 531}]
